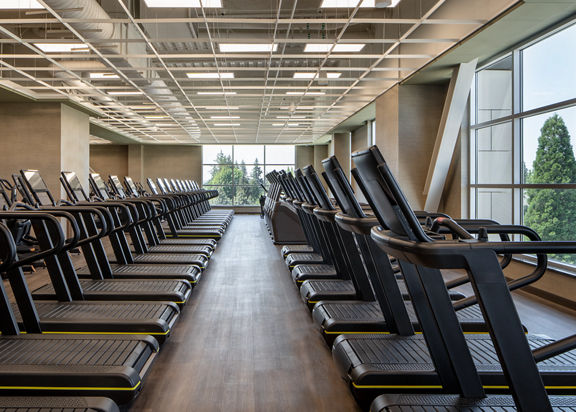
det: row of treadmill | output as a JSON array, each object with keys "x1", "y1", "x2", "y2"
[
  {"x1": 0, "y1": 170, "x2": 233, "y2": 411},
  {"x1": 274, "y1": 145, "x2": 576, "y2": 411}
]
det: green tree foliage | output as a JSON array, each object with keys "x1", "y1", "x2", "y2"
[
  {"x1": 524, "y1": 114, "x2": 576, "y2": 263},
  {"x1": 205, "y1": 151, "x2": 268, "y2": 205}
]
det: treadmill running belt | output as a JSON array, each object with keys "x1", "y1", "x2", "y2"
[
  {"x1": 312, "y1": 301, "x2": 488, "y2": 339},
  {"x1": 0, "y1": 397, "x2": 119, "y2": 412},
  {"x1": 32, "y1": 279, "x2": 190, "y2": 302},
  {"x1": 286, "y1": 253, "x2": 324, "y2": 267},
  {"x1": 11, "y1": 301, "x2": 178, "y2": 342},
  {"x1": 371, "y1": 394, "x2": 576, "y2": 411},
  {"x1": 131, "y1": 254, "x2": 207, "y2": 267},
  {"x1": 292, "y1": 264, "x2": 337, "y2": 282},
  {"x1": 145, "y1": 245, "x2": 213, "y2": 255},
  {"x1": 333, "y1": 334, "x2": 576, "y2": 391},
  {"x1": 159, "y1": 238, "x2": 217, "y2": 247},
  {"x1": 0, "y1": 334, "x2": 157, "y2": 403}
]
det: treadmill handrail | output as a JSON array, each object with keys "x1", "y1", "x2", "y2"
[{"x1": 0, "y1": 212, "x2": 65, "y2": 269}]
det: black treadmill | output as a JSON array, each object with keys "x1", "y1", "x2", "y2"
[
  {"x1": 173, "y1": 178, "x2": 233, "y2": 223},
  {"x1": 23, "y1": 171, "x2": 202, "y2": 284},
  {"x1": 299, "y1": 163, "x2": 467, "y2": 311},
  {"x1": 0, "y1": 183, "x2": 192, "y2": 305},
  {"x1": 153, "y1": 178, "x2": 225, "y2": 240},
  {"x1": 108, "y1": 175, "x2": 214, "y2": 258},
  {"x1": 2, "y1": 210, "x2": 179, "y2": 343},
  {"x1": 0, "y1": 221, "x2": 158, "y2": 405},
  {"x1": 144, "y1": 178, "x2": 219, "y2": 248},
  {"x1": 331, "y1": 145, "x2": 576, "y2": 404},
  {"x1": 279, "y1": 171, "x2": 339, "y2": 280}
]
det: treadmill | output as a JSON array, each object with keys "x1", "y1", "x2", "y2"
[
  {"x1": 107, "y1": 175, "x2": 213, "y2": 257},
  {"x1": 144, "y1": 178, "x2": 218, "y2": 248},
  {"x1": 0, "y1": 184, "x2": 192, "y2": 305},
  {"x1": 172, "y1": 178, "x2": 233, "y2": 224},
  {"x1": 1, "y1": 209, "x2": 179, "y2": 344},
  {"x1": 20, "y1": 170, "x2": 208, "y2": 269},
  {"x1": 279, "y1": 171, "x2": 339, "y2": 281},
  {"x1": 303, "y1": 159, "x2": 470, "y2": 305},
  {"x1": 149, "y1": 178, "x2": 224, "y2": 240},
  {"x1": 0, "y1": 221, "x2": 158, "y2": 405},
  {"x1": 332, "y1": 145, "x2": 576, "y2": 404}
]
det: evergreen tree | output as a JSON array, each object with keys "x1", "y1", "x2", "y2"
[{"x1": 524, "y1": 114, "x2": 576, "y2": 263}]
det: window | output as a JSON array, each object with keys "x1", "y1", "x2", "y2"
[
  {"x1": 202, "y1": 145, "x2": 295, "y2": 206},
  {"x1": 471, "y1": 20, "x2": 576, "y2": 267}
]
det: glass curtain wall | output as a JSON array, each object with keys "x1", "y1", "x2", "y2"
[
  {"x1": 202, "y1": 145, "x2": 295, "y2": 206},
  {"x1": 471, "y1": 20, "x2": 576, "y2": 266}
]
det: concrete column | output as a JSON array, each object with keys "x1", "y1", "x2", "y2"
[
  {"x1": 373, "y1": 84, "x2": 447, "y2": 211},
  {"x1": 313, "y1": 144, "x2": 330, "y2": 192},
  {"x1": 128, "y1": 144, "x2": 145, "y2": 183},
  {"x1": 295, "y1": 145, "x2": 314, "y2": 170},
  {"x1": 351, "y1": 124, "x2": 371, "y2": 202},
  {"x1": 333, "y1": 132, "x2": 351, "y2": 180},
  {"x1": 60, "y1": 104, "x2": 90, "y2": 197},
  {"x1": 0, "y1": 102, "x2": 89, "y2": 200}
]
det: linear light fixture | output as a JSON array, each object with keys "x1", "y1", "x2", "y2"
[
  {"x1": 203, "y1": 106, "x2": 239, "y2": 110},
  {"x1": 304, "y1": 44, "x2": 365, "y2": 52},
  {"x1": 273, "y1": 123, "x2": 300, "y2": 127},
  {"x1": 34, "y1": 43, "x2": 89, "y2": 53},
  {"x1": 144, "y1": 115, "x2": 168, "y2": 119},
  {"x1": 186, "y1": 72, "x2": 234, "y2": 79},
  {"x1": 286, "y1": 91, "x2": 325, "y2": 96},
  {"x1": 219, "y1": 43, "x2": 278, "y2": 53},
  {"x1": 210, "y1": 116, "x2": 240, "y2": 119},
  {"x1": 144, "y1": 0, "x2": 222, "y2": 7},
  {"x1": 214, "y1": 123, "x2": 240, "y2": 127},
  {"x1": 108, "y1": 91, "x2": 144, "y2": 96},
  {"x1": 321, "y1": 0, "x2": 401, "y2": 6},
  {"x1": 276, "y1": 116, "x2": 306, "y2": 119},
  {"x1": 293, "y1": 72, "x2": 342, "y2": 79},
  {"x1": 0, "y1": 0, "x2": 43, "y2": 9},
  {"x1": 90, "y1": 73, "x2": 120, "y2": 80},
  {"x1": 197, "y1": 91, "x2": 237, "y2": 95}
]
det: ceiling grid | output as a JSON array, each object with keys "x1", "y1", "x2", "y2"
[{"x1": 0, "y1": 0, "x2": 519, "y2": 144}]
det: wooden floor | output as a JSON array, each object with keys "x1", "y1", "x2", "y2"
[
  {"x1": 129, "y1": 214, "x2": 361, "y2": 412},
  {"x1": 8, "y1": 214, "x2": 576, "y2": 411}
]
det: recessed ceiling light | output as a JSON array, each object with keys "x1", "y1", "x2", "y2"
[
  {"x1": 320, "y1": 0, "x2": 374, "y2": 7},
  {"x1": 144, "y1": 0, "x2": 222, "y2": 7},
  {"x1": 108, "y1": 91, "x2": 144, "y2": 96},
  {"x1": 197, "y1": 91, "x2": 237, "y2": 95},
  {"x1": 286, "y1": 91, "x2": 325, "y2": 96},
  {"x1": 186, "y1": 72, "x2": 234, "y2": 79},
  {"x1": 214, "y1": 123, "x2": 240, "y2": 127},
  {"x1": 293, "y1": 72, "x2": 342, "y2": 79},
  {"x1": 90, "y1": 73, "x2": 120, "y2": 80},
  {"x1": 219, "y1": 43, "x2": 278, "y2": 53},
  {"x1": 273, "y1": 123, "x2": 284, "y2": 127},
  {"x1": 203, "y1": 106, "x2": 239, "y2": 110},
  {"x1": 132, "y1": 105, "x2": 156, "y2": 110},
  {"x1": 304, "y1": 43, "x2": 365, "y2": 52},
  {"x1": 320, "y1": 0, "x2": 401, "y2": 7},
  {"x1": 0, "y1": 0, "x2": 43, "y2": 8},
  {"x1": 210, "y1": 116, "x2": 240, "y2": 119},
  {"x1": 34, "y1": 43, "x2": 89, "y2": 53}
]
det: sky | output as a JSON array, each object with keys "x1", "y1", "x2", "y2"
[{"x1": 522, "y1": 23, "x2": 576, "y2": 170}]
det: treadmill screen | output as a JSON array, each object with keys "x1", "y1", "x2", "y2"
[
  {"x1": 64, "y1": 172, "x2": 82, "y2": 191},
  {"x1": 125, "y1": 177, "x2": 138, "y2": 194},
  {"x1": 22, "y1": 170, "x2": 53, "y2": 206},
  {"x1": 147, "y1": 178, "x2": 159, "y2": 195},
  {"x1": 23, "y1": 170, "x2": 48, "y2": 191}
]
